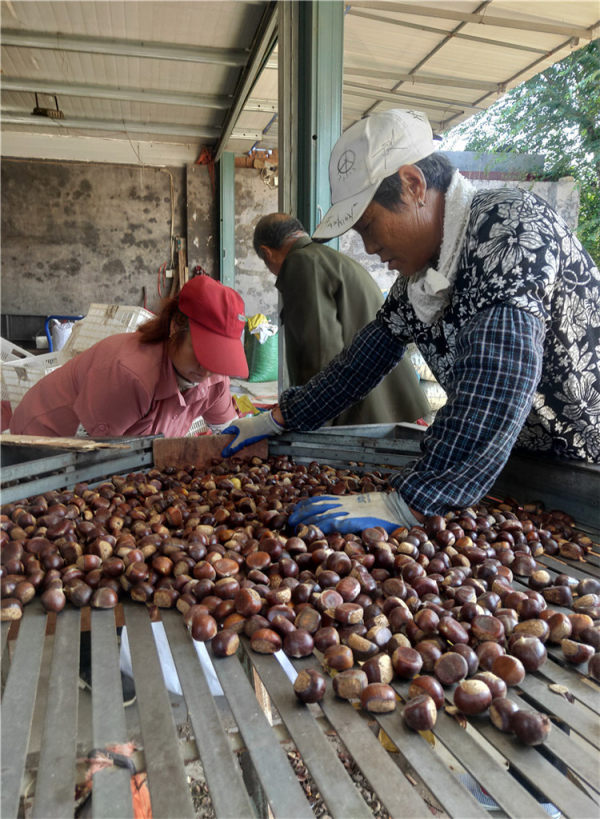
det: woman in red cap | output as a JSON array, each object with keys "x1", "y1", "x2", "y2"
[{"x1": 10, "y1": 276, "x2": 248, "y2": 438}]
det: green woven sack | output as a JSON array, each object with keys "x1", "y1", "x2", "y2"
[{"x1": 244, "y1": 329, "x2": 278, "y2": 382}]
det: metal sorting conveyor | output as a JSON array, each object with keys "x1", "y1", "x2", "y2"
[{"x1": 1, "y1": 427, "x2": 599, "y2": 819}]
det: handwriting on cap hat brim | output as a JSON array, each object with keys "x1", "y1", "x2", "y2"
[{"x1": 325, "y1": 202, "x2": 361, "y2": 231}]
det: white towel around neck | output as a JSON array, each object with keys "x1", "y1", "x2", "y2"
[{"x1": 406, "y1": 171, "x2": 476, "y2": 324}]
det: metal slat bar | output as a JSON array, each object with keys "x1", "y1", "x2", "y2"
[
  {"x1": 472, "y1": 720, "x2": 599, "y2": 818},
  {"x1": 516, "y1": 675, "x2": 600, "y2": 749},
  {"x1": 91, "y1": 610, "x2": 134, "y2": 819},
  {"x1": 362, "y1": 707, "x2": 490, "y2": 818},
  {"x1": 248, "y1": 649, "x2": 373, "y2": 819},
  {"x1": 289, "y1": 657, "x2": 438, "y2": 818},
  {"x1": 1, "y1": 452, "x2": 75, "y2": 481},
  {"x1": 161, "y1": 613, "x2": 256, "y2": 819},
  {"x1": 0, "y1": 603, "x2": 47, "y2": 819},
  {"x1": 206, "y1": 643, "x2": 314, "y2": 819},
  {"x1": 507, "y1": 690, "x2": 600, "y2": 793},
  {"x1": 32, "y1": 608, "x2": 81, "y2": 819},
  {"x1": 124, "y1": 605, "x2": 195, "y2": 819},
  {"x1": 392, "y1": 682, "x2": 549, "y2": 818}
]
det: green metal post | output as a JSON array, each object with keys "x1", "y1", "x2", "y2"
[
  {"x1": 218, "y1": 151, "x2": 235, "y2": 287},
  {"x1": 279, "y1": 0, "x2": 344, "y2": 245}
]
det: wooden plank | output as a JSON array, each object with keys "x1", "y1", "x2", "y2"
[
  {"x1": 206, "y1": 642, "x2": 314, "y2": 819},
  {"x1": 125, "y1": 605, "x2": 195, "y2": 819},
  {"x1": 473, "y1": 720, "x2": 599, "y2": 818},
  {"x1": 90, "y1": 610, "x2": 134, "y2": 819},
  {"x1": 289, "y1": 657, "x2": 455, "y2": 819},
  {"x1": 161, "y1": 612, "x2": 256, "y2": 819},
  {"x1": 248, "y1": 648, "x2": 373, "y2": 819},
  {"x1": 152, "y1": 434, "x2": 267, "y2": 470},
  {"x1": 516, "y1": 674, "x2": 600, "y2": 749},
  {"x1": 32, "y1": 608, "x2": 81, "y2": 819},
  {"x1": 393, "y1": 681, "x2": 549, "y2": 818},
  {"x1": 0, "y1": 603, "x2": 47, "y2": 819},
  {"x1": 0, "y1": 433, "x2": 130, "y2": 450}
]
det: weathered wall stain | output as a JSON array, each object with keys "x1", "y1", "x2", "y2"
[{"x1": 1, "y1": 159, "x2": 186, "y2": 316}]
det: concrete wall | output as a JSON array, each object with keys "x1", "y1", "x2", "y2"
[
  {"x1": 1, "y1": 158, "x2": 579, "y2": 340},
  {"x1": 1, "y1": 158, "x2": 187, "y2": 317}
]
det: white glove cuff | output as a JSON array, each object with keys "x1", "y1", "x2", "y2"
[
  {"x1": 386, "y1": 491, "x2": 419, "y2": 528},
  {"x1": 266, "y1": 409, "x2": 285, "y2": 434}
]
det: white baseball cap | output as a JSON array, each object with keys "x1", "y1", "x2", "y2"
[{"x1": 312, "y1": 108, "x2": 436, "y2": 240}]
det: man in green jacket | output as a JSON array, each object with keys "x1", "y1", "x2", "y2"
[{"x1": 253, "y1": 212, "x2": 428, "y2": 426}]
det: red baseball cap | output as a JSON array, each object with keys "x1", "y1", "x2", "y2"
[{"x1": 178, "y1": 276, "x2": 249, "y2": 378}]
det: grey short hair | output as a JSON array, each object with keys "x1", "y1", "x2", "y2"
[
  {"x1": 372, "y1": 153, "x2": 455, "y2": 211},
  {"x1": 253, "y1": 213, "x2": 307, "y2": 259}
]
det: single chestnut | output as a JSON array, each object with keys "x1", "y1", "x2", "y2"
[
  {"x1": 211, "y1": 629, "x2": 240, "y2": 657},
  {"x1": 362, "y1": 653, "x2": 394, "y2": 685},
  {"x1": 191, "y1": 612, "x2": 218, "y2": 643},
  {"x1": 283, "y1": 629, "x2": 314, "y2": 658},
  {"x1": 510, "y1": 636, "x2": 547, "y2": 672},
  {"x1": 489, "y1": 697, "x2": 519, "y2": 732},
  {"x1": 434, "y1": 652, "x2": 468, "y2": 686},
  {"x1": 333, "y1": 668, "x2": 368, "y2": 700},
  {"x1": 454, "y1": 679, "x2": 493, "y2": 715},
  {"x1": 294, "y1": 668, "x2": 327, "y2": 703},
  {"x1": 473, "y1": 671, "x2": 507, "y2": 700},
  {"x1": 392, "y1": 646, "x2": 423, "y2": 679},
  {"x1": 561, "y1": 638, "x2": 595, "y2": 665},
  {"x1": 408, "y1": 675, "x2": 445, "y2": 709},
  {"x1": 323, "y1": 644, "x2": 354, "y2": 673},
  {"x1": 511, "y1": 710, "x2": 551, "y2": 746},
  {"x1": 360, "y1": 683, "x2": 397, "y2": 713},
  {"x1": 403, "y1": 694, "x2": 437, "y2": 731}
]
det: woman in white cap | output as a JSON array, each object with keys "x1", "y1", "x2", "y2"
[
  {"x1": 10, "y1": 275, "x2": 248, "y2": 438},
  {"x1": 223, "y1": 108, "x2": 599, "y2": 533}
]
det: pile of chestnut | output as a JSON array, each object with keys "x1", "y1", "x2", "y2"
[{"x1": 1, "y1": 455, "x2": 598, "y2": 749}]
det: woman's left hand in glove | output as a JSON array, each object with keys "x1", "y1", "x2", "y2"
[{"x1": 288, "y1": 491, "x2": 418, "y2": 534}]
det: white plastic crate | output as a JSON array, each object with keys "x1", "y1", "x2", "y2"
[
  {"x1": 1, "y1": 338, "x2": 31, "y2": 362},
  {"x1": 1, "y1": 352, "x2": 63, "y2": 410},
  {"x1": 61, "y1": 303, "x2": 154, "y2": 359}
]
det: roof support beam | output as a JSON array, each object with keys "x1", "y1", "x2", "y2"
[
  {"x1": 0, "y1": 111, "x2": 262, "y2": 141},
  {"x1": 3, "y1": 77, "x2": 232, "y2": 109},
  {"x1": 213, "y1": 1, "x2": 278, "y2": 161},
  {"x1": 0, "y1": 28, "x2": 248, "y2": 66},
  {"x1": 348, "y1": 2, "x2": 593, "y2": 39},
  {"x1": 344, "y1": 81, "x2": 485, "y2": 113},
  {"x1": 347, "y1": 8, "x2": 549, "y2": 55},
  {"x1": 343, "y1": 66, "x2": 498, "y2": 92}
]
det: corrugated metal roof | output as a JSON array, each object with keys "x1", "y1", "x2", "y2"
[{"x1": 1, "y1": 0, "x2": 598, "y2": 165}]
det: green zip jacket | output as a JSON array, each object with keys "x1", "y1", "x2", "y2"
[{"x1": 276, "y1": 237, "x2": 428, "y2": 425}]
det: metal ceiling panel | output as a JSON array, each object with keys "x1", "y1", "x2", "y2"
[{"x1": 1, "y1": 0, "x2": 598, "y2": 166}]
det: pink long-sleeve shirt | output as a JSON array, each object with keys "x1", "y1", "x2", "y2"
[{"x1": 10, "y1": 333, "x2": 237, "y2": 438}]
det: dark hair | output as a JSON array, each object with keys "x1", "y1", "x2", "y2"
[
  {"x1": 253, "y1": 213, "x2": 307, "y2": 260},
  {"x1": 137, "y1": 296, "x2": 189, "y2": 348},
  {"x1": 372, "y1": 153, "x2": 455, "y2": 211}
]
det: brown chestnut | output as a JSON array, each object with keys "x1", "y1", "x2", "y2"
[
  {"x1": 333, "y1": 668, "x2": 368, "y2": 700},
  {"x1": 391, "y1": 646, "x2": 423, "y2": 679},
  {"x1": 473, "y1": 671, "x2": 507, "y2": 700},
  {"x1": 283, "y1": 629, "x2": 314, "y2": 658},
  {"x1": 434, "y1": 652, "x2": 468, "y2": 686},
  {"x1": 489, "y1": 697, "x2": 519, "y2": 732},
  {"x1": 403, "y1": 694, "x2": 437, "y2": 731},
  {"x1": 454, "y1": 679, "x2": 493, "y2": 715},
  {"x1": 561, "y1": 638, "x2": 595, "y2": 665},
  {"x1": 511, "y1": 710, "x2": 551, "y2": 745},
  {"x1": 408, "y1": 675, "x2": 445, "y2": 709},
  {"x1": 294, "y1": 668, "x2": 326, "y2": 703},
  {"x1": 211, "y1": 629, "x2": 240, "y2": 657},
  {"x1": 360, "y1": 683, "x2": 397, "y2": 713}
]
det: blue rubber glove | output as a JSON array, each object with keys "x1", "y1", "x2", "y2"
[
  {"x1": 288, "y1": 491, "x2": 418, "y2": 534},
  {"x1": 221, "y1": 410, "x2": 284, "y2": 457}
]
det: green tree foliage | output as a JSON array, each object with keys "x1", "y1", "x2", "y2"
[{"x1": 442, "y1": 41, "x2": 600, "y2": 263}]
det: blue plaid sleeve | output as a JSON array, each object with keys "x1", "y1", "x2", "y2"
[
  {"x1": 279, "y1": 319, "x2": 405, "y2": 429},
  {"x1": 390, "y1": 305, "x2": 545, "y2": 515}
]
